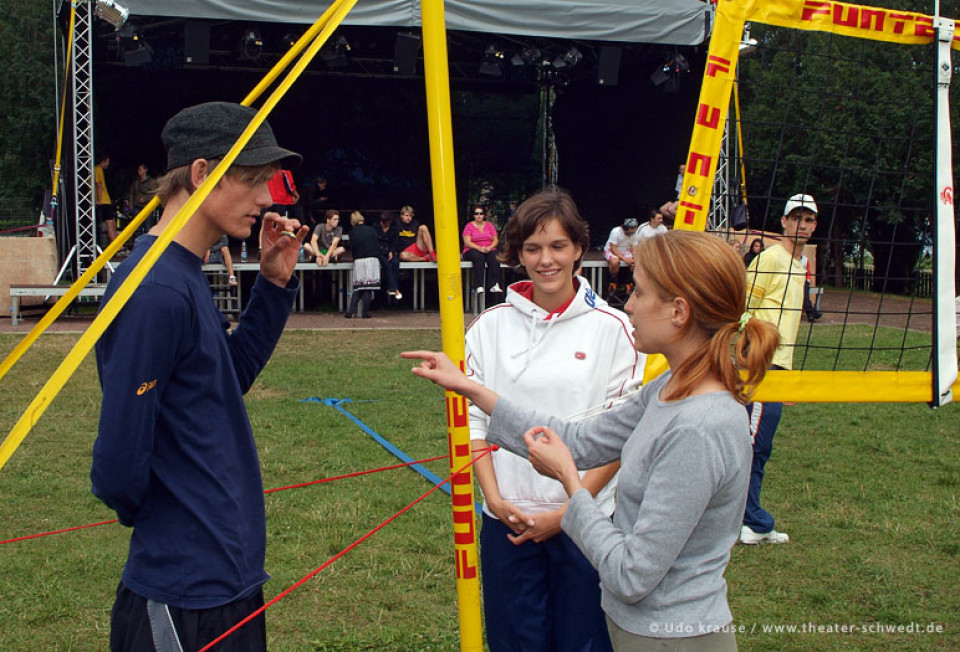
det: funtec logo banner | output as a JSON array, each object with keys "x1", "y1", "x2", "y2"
[
  {"x1": 677, "y1": 0, "x2": 958, "y2": 232},
  {"x1": 747, "y1": 0, "x2": 960, "y2": 48}
]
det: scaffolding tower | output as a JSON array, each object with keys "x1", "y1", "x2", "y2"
[{"x1": 70, "y1": 0, "x2": 98, "y2": 279}]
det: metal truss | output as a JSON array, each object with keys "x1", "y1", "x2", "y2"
[
  {"x1": 708, "y1": 112, "x2": 730, "y2": 233},
  {"x1": 71, "y1": 0, "x2": 97, "y2": 278}
]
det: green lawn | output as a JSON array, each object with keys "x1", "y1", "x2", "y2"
[{"x1": 0, "y1": 329, "x2": 957, "y2": 650}]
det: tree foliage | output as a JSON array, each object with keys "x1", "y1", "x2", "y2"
[
  {"x1": 0, "y1": 1, "x2": 56, "y2": 205},
  {"x1": 737, "y1": 8, "x2": 957, "y2": 294}
]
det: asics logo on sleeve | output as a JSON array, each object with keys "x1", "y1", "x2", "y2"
[{"x1": 136, "y1": 379, "x2": 158, "y2": 396}]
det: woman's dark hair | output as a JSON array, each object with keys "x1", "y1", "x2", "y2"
[{"x1": 499, "y1": 188, "x2": 589, "y2": 268}]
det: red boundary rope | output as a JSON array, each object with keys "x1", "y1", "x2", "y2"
[
  {"x1": 0, "y1": 224, "x2": 42, "y2": 236},
  {"x1": 197, "y1": 445, "x2": 497, "y2": 652},
  {"x1": 1, "y1": 453, "x2": 451, "y2": 545}
]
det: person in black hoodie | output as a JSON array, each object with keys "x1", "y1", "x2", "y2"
[
  {"x1": 345, "y1": 211, "x2": 381, "y2": 318},
  {"x1": 375, "y1": 210, "x2": 402, "y2": 301}
]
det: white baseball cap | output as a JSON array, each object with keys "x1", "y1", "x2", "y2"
[{"x1": 783, "y1": 193, "x2": 818, "y2": 217}]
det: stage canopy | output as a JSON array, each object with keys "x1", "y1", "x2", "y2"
[{"x1": 121, "y1": 0, "x2": 711, "y2": 46}]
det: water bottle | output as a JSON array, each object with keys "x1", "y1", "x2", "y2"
[{"x1": 241, "y1": 240, "x2": 248, "y2": 262}]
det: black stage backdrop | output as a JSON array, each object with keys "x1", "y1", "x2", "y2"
[{"x1": 93, "y1": 49, "x2": 701, "y2": 247}]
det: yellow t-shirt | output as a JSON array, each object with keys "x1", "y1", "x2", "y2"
[
  {"x1": 95, "y1": 165, "x2": 112, "y2": 205},
  {"x1": 746, "y1": 244, "x2": 806, "y2": 370}
]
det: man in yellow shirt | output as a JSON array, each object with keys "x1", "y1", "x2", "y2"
[{"x1": 741, "y1": 193, "x2": 818, "y2": 545}]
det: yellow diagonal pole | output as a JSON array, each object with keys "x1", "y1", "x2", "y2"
[
  {"x1": 421, "y1": 0, "x2": 483, "y2": 649},
  {"x1": 0, "y1": 0, "x2": 357, "y2": 473},
  {"x1": 0, "y1": 0, "x2": 342, "y2": 386},
  {"x1": 50, "y1": 2, "x2": 78, "y2": 216}
]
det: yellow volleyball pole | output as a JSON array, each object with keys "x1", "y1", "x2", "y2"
[
  {"x1": 0, "y1": 0, "x2": 358, "y2": 473},
  {"x1": 0, "y1": 0, "x2": 347, "y2": 386},
  {"x1": 50, "y1": 2, "x2": 77, "y2": 217},
  {"x1": 420, "y1": 0, "x2": 483, "y2": 649}
]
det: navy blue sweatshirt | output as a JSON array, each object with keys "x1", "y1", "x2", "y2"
[{"x1": 91, "y1": 235, "x2": 298, "y2": 609}]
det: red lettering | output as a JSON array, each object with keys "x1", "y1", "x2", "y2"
[
  {"x1": 696, "y1": 104, "x2": 721, "y2": 129},
  {"x1": 448, "y1": 395, "x2": 468, "y2": 428},
  {"x1": 914, "y1": 16, "x2": 934, "y2": 38},
  {"x1": 678, "y1": 202, "x2": 704, "y2": 227},
  {"x1": 705, "y1": 55, "x2": 730, "y2": 78},
  {"x1": 454, "y1": 509, "x2": 475, "y2": 544},
  {"x1": 456, "y1": 550, "x2": 477, "y2": 579},
  {"x1": 687, "y1": 153, "x2": 711, "y2": 177},
  {"x1": 833, "y1": 5, "x2": 858, "y2": 28},
  {"x1": 860, "y1": 9, "x2": 885, "y2": 31},
  {"x1": 889, "y1": 13, "x2": 913, "y2": 34},
  {"x1": 802, "y1": 1, "x2": 831, "y2": 21}
]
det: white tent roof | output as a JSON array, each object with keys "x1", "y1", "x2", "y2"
[{"x1": 122, "y1": 0, "x2": 710, "y2": 45}]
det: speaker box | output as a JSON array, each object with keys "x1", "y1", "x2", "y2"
[
  {"x1": 597, "y1": 46, "x2": 621, "y2": 86},
  {"x1": 393, "y1": 32, "x2": 421, "y2": 76},
  {"x1": 184, "y1": 21, "x2": 210, "y2": 66}
]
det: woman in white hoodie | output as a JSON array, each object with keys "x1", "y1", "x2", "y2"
[{"x1": 464, "y1": 188, "x2": 643, "y2": 651}]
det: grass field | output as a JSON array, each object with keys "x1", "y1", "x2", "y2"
[{"x1": 0, "y1": 329, "x2": 958, "y2": 650}]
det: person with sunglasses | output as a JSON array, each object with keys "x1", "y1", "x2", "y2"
[{"x1": 462, "y1": 205, "x2": 503, "y2": 294}]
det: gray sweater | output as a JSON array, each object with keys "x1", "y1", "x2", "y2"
[{"x1": 486, "y1": 373, "x2": 751, "y2": 638}]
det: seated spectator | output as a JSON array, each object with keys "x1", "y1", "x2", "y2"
[
  {"x1": 376, "y1": 211, "x2": 402, "y2": 301},
  {"x1": 636, "y1": 209, "x2": 668, "y2": 241},
  {"x1": 603, "y1": 217, "x2": 639, "y2": 295},
  {"x1": 659, "y1": 199, "x2": 679, "y2": 225},
  {"x1": 462, "y1": 204, "x2": 502, "y2": 294},
  {"x1": 345, "y1": 211, "x2": 380, "y2": 319},
  {"x1": 204, "y1": 234, "x2": 238, "y2": 286},
  {"x1": 743, "y1": 238, "x2": 763, "y2": 267},
  {"x1": 397, "y1": 205, "x2": 438, "y2": 262},
  {"x1": 305, "y1": 209, "x2": 346, "y2": 267}
]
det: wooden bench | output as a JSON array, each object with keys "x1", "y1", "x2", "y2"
[{"x1": 9, "y1": 284, "x2": 108, "y2": 326}]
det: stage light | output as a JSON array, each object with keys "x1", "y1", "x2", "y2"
[
  {"x1": 95, "y1": 0, "x2": 129, "y2": 30},
  {"x1": 650, "y1": 50, "x2": 690, "y2": 93},
  {"x1": 117, "y1": 21, "x2": 138, "y2": 40},
  {"x1": 552, "y1": 47, "x2": 582, "y2": 70},
  {"x1": 240, "y1": 28, "x2": 263, "y2": 61},
  {"x1": 479, "y1": 44, "x2": 505, "y2": 77},
  {"x1": 511, "y1": 46, "x2": 541, "y2": 67},
  {"x1": 321, "y1": 35, "x2": 351, "y2": 69}
]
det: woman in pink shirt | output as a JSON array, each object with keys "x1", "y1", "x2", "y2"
[{"x1": 462, "y1": 205, "x2": 502, "y2": 294}]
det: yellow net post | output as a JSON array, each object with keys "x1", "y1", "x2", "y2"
[
  {"x1": 675, "y1": 0, "x2": 959, "y2": 403},
  {"x1": 421, "y1": 0, "x2": 483, "y2": 649}
]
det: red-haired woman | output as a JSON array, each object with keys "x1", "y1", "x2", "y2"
[{"x1": 405, "y1": 230, "x2": 780, "y2": 650}]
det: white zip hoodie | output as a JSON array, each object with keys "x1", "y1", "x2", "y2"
[{"x1": 466, "y1": 276, "x2": 643, "y2": 517}]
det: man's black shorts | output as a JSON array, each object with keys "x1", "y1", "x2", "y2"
[{"x1": 109, "y1": 582, "x2": 267, "y2": 651}]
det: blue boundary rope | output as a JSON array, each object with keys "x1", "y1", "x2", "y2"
[{"x1": 302, "y1": 397, "x2": 482, "y2": 514}]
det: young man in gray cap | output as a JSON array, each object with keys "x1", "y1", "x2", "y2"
[
  {"x1": 740, "y1": 192, "x2": 819, "y2": 545},
  {"x1": 90, "y1": 102, "x2": 307, "y2": 650}
]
